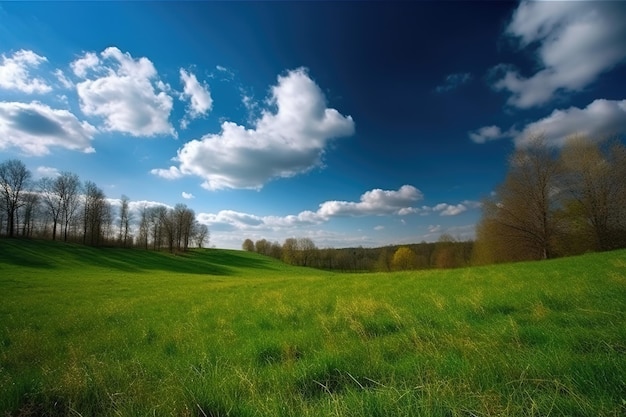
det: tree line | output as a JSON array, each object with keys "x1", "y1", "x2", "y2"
[
  {"x1": 473, "y1": 135, "x2": 626, "y2": 264},
  {"x1": 242, "y1": 235, "x2": 474, "y2": 272},
  {"x1": 0, "y1": 159, "x2": 209, "y2": 251}
]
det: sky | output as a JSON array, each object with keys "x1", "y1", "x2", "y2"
[{"x1": 1, "y1": 1, "x2": 626, "y2": 249}]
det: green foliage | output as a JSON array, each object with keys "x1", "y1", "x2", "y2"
[{"x1": 1, "y1": 239, "x2": 625, "y2": 416}]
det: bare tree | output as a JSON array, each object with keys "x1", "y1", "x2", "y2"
[
  {"x1": 558, "y1": 137, "x2": 626, "y2": 251},
  {"x1": 82, "y1": 181, "x2": 110, "y2": 246},
  {"x1": 194, "y1": 223, "x2": 209, "y2": 248},
  {"x1": 60, "y1": 173, "x2": 81, "y2": 242},
  {"x1": 0, "y1": 159, "x2": 32, "y2": 237},
  {"x1": 39, "y1": 176, "x2": 63, "y2": 240},
  {"x1": 118, "y1": 195, "x2": 132, "y2": 247},
  {"x1": 39, "y1": 172, "x2": 82, "y2": 241},
  {"x1": 476, "y1": 135, "x2": 561, "y2": 261}
]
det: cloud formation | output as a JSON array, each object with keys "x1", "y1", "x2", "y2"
[
  {"x1": 179, "y1": 69, "x2": 212, "y2": 129},
  {"x1": 472, "y1": 99, "x2": 626, "y2": 148},
  {"x1": 317, "y1": 185, "x2": 423, "y2": 217},
  {"x1": 493, "y1": 1, "x2": 626, "y2": 108},
  {"x1": 468, "y1": 125, "x2": 508, "y2": 144},
  {"x1": 514, "y1": 99, "x2": 626, "y2": 147},
  {"x1": 0, "y1": 101, "x2": 97, "y2": 156},
  {"x1": 433, "y1": 203, "x2": 467, "y2": 216},
  {"x1": 196, "y1": 185, "x2": 476, "y2": 235},
  {"x1": 435, "y1": 72, "x2": 472, "y2": 93},
  {"x1": 0, "y1": 50, "x2": 52, "y2": 94},
  {"x1": 152, "y1": 67, "x2": 355, "y2": 190},
  {"x1": 73, "y1": 47, "x2": 175, "y2": 137}
]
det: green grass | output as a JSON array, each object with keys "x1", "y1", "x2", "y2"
[{"x1": 1, "y1": 239, "x2": 625, "y2": 416}]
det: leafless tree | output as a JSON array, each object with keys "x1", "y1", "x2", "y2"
[
  {"x1": 558, "y1": 137, "x2": 626, "y2": 251},
  {"x1": 0, "y1": 159, "x2": 32, "y2": 237},
  {"x1": 476, "y1": 135, "x2": 561, "y2": 261}
]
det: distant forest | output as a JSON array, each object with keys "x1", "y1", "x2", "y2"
[{"x1": 2, "y1": 134, "x2": 626, "y2": 272}]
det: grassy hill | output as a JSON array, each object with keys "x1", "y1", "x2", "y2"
[{"x1": 1, "y1": 239, "x2": 625, "y2": 416}]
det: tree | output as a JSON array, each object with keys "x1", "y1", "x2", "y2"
[
  {"x1": 255, "y1": 239, "x2": 269, "y2": 256},
  {"x1": 242, "y1": 238, "x2": 255, "y2": 252},
  {"x1": 281, "y1": 238, "x2": 298, "y2": 264},
  {"x1": 477, "y1": 136, "x2": 561, "y2": 261},
  {"x1": 82, "y1": 181, "x2": 109, "y2": 246},
  {"x1": 194, "y1": 223, "x2": 209, "y2": 248},
  {"x1": 0, "y1": 159, "x2": 32, "y2": 237},
  {"x1": 118, "y1": 195, "x2": 132, "y2": 247},
  {"x1": 558, "y1": 137, "x2": 626, "y2": 251},
  {"x1": 391, "y1": 246, "x2": 418, "y2": 271},
  {"x1": 137, "y1": 204, "x2": 150, "y2": 249},
  {"x1": 39, "y1": 176, "x2": 63, "y2": 240},
  {"x1": 20, "y1": 191, "x2": 40, "y2": 237},
  {"x1": 297, "y1": 237, "x2": 317, "y2": 267}
]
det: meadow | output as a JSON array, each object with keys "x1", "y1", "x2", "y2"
[{"x1": 0, "y1": 239, "x2": 625, "y2": 416}]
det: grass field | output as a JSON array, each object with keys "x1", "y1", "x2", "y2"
[{"x1": 1, "y1": 239, "x2": 625, "y2": 416}]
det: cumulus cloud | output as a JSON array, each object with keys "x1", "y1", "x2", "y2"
[
  {"x1": 0, "y1": 50, "x2": 52, "y2": 94},
  {"x1": 179, "y1": 69, "x2": 212, "y2": 129},
  {"x1": 182, "y1": 191, "x2": 195, "y2": 199},
  {"x1": 317, "y1": 185, "x2": 423, "y2": 217},
  {"x1": 71, "y1": 52, "x2": 99, "y2": 78},
  {"x1": 435, "y1": 72, "x2": 472, "y2": 93},
  {"x1": 473, "y1": 99, "x2": 626, "y2": 148},
  {"x1": 36, "y1": 166, "x2": 60, "y2": 178},
  {"x1": 73, "y1": 47, "x2": 175, "y2": 137},
  {"x1": 433, "y1": 203, "x2": 468, "y2": 216},
  {"x1": 197, "y1": 185, "x2": 433, "y2": 234},
  {"x1": 493, "y1": 1, "x2": 626, "y2": 108},
  {"x1": 468, "y1": 125, "x2": 509, "y2": 144},
  {"x1": 0, "y1": 101, "x2": 97, "y2": 156},
  {"x1": 53, "y1": 69, "x2": 73, "y2": 89},
  {"x1": 514, "y1": 99, "x2": 626, "y2": 147},
  {"x1": 480, "y1": 99, "x2": 626, "y2": 147},
  {"x1": 152, "y1": 67, "x2": 355, "y2": 190}
]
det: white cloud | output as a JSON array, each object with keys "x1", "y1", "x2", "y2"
[
  {"x1": 151, "y1": 165, "x2": 183, "y2": 180},
  {"x1": 468, "y1": 125, "x2": 508, "y2": 144},
  {"x1": 71, "y1": 52, "x2": 100, "y2": 78},
  {"x1": 198, "y1": 185, "x2": 428, "y2": 235},
  {"x1": 179, "y1": 69, "x2": 212, "y2": 129},
  {"x1": 432, "y1": 203, "x2": 468, "y2": 216},
  {"x1": 374, "y1": 225, "x2": 385, "y2": 231},
  {"x1": 493, "y1": 1, "x2": 626, "y2": 108},
  {"x1": 318, "y1": 185, "x2": 423, "y2": 217},
  {"x1": 54, "y1": 69, "x2": 73, "y2": 89},
  {"x1": 428, "y1": 225, "x2": 442, "y2": 234},
  {"x1": 73, "y1": 47, "x2": 175, "y2": 137},
  {"x1": 153, "y1": 67, "x2": 355, "y2": 190},
  {"x1": 0, "y1": 101, "x2": 97, "y2": 156},
  {"x1": 514, "y1": 99, "x2": 626, "y2": 147},
  {"x1": 435, "y1": 72, "x2": 472, "y2": 93},
  {"x1": 182, "y1": 191, "x2": 195, "y2": 199},
  {"x1": 36, "y1": 166, "x2": 60, "y2": 178},
  {"x1": 0, "y1": 50, "x2": 52, "y2": 94}
]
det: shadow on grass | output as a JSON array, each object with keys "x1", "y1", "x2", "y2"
[{"x1": 0, "y1": 238, "x2": 276, "y2": 276}]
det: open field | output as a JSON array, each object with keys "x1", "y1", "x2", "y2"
[{"x1": 1, "y1": 239, "x2": 625, "y2": 416}]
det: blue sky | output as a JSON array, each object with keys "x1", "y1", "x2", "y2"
[{"x1": 1, "y1": 1, "x2": 626, "y2": 249}]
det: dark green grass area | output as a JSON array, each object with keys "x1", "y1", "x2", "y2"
[{"x1": 1, "y1": 239, "x2": 625, "y2": 416}]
